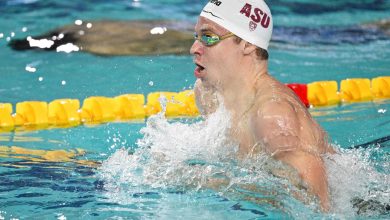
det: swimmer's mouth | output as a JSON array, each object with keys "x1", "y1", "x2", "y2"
[
  {"x1": 196, "y1": 63, "x2": 205, "y2": 71},
  {"x1": 194, "y1": 61, "x2": 205, "y2": 78}
]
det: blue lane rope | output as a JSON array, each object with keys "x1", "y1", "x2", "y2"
[{"x1": 350, "y1": 135, "x2": 390, "y2": 149}]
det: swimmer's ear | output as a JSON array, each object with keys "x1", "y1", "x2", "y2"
[{"x1": 243, "y1": 42, "x2": 257, "y2": 56}]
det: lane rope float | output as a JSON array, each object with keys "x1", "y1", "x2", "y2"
[{"x1": 0, "y1": 76, "x2": 389, "y2": 131}]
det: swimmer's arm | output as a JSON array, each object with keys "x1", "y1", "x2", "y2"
[
  {"x1": 275, "y1": 150, "x2": 330, "y2": 211},
  {"x1": 194, "y1": 79, "x2": 219, "y2": 116},
  {"x1": 252, "y1": 101, "x2": 330, "y2": 211}
]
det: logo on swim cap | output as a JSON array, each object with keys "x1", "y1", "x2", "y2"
[
  {"x1": 249, "y1": 21, "x2": 257, "y2": 32},
  {"x1": 240, "y1": 3, "x2": 271, "y2": 29},
  {"x1": 209, "y1": 0, "x2": 222, "y2": 6}
]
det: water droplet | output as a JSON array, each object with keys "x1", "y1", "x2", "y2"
[
  {"x1": 61, "y1": 80, "x2": 66, "y2": 85},
  {"x1": 10, "y1": 32, "x2": 15, "y2": 37},
  {"x1": 75, "y1": 20, "x2": 83, "y2": 25},
  {"x1": 38, "y1": 77, "x2": 44, "y2": 81},
  {"x1": 150, "y1": 27, "x2": 167, "y2": 35},
  {"x1": 22, "y1": 27, "x2": 28, "y2": 32},
  {"x1": 25, "y1": 66, "x2": 36, "y2": 73},
  {"x1": 0, "y1": 33, "x2": 3, "y2": 38},
  {"x1": 132, "y1": 0, "x2": 141, "y2": 7},
  {"x1": 86, "y1": 23, "x2": 92, "y2": 28},
  {"x1": 149, "y1": 81, "x2": 154, "y2": 86},
  {"x1": 57, "y1": 213, "x2": 67, "y2": 220},
  {"x1": 56, "y1": 43, "x2": 79, "y2": 53},
  {"x1": 27, "y1": 37, "x2": 54, "y2": 48}
]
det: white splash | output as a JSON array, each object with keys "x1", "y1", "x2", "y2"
[
  {"x1": 150, "y1": 27, "x2": 167, "y2": 35},
  {"x1": 98, "y1": 102, "x2": 389, "y2": 217},
  {"x1": 57, "y1": 213, "x2": 66, "y2": 220},
  {"x1": 75, "y1": 19, "x2": 83, "y2": 25},
  {"x1": 99, "y1": 105, "x2": 243, "y2": 202},
  {"x1": 27, "y1": 37, "x2": 54, "y2": 49},
  {"x1": 56, "y1": 43, "x2": 79, "y2": 53},
  {"x1": 131, "y1": 0, "x2": 142, "y2": 8},
  {"x1": 25, "y1": 66, "x2": 36, "y2": 73},
  {"x1": 25, "y1": 61, "x2": 41, "y2": 73},
  {"x1": 378, "y1": 109, "x2": 387, "y2": 114},
  {"x1": 326, "y1": 147, "x2": 389, "y2": 217}
]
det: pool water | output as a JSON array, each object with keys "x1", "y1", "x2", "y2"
[{"x1": 0, "y1": 0, "x2": 389, "y2": 219}]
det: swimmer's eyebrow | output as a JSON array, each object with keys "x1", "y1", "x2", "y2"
[
  {"x1": 196, "y1": 24, "x2": 215, "y2": 33},
  {"x1": 200, "y1": 27, "x2": 212, "y2": 32}
]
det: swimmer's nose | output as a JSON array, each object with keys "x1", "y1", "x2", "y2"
[{"x1": 190, "y1": 39, "x2": 203, "y2": 56}]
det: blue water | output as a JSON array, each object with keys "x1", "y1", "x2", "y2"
[{"x1": 0, "y1": 0, "x2": 389, "y2": 219}]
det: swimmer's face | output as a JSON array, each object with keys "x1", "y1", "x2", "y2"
[{"x1": 190, "y1": 17, "x2": 241, "y2": 89}]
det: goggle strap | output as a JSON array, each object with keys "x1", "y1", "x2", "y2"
[{"x1": 219, "y1": 33, "x2": 235, "y2": 40}]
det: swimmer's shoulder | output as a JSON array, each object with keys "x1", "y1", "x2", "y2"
[
  {"x1": 253, "y1": 92, "x2": 297, "y2": 117},
  {"x1": 250, "y1": 98, "x2": 300, "y2": 135}
]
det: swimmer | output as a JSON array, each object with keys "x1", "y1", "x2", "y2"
[{"x1": 191, "y1": 0, "x2": 335, "y2": 211}]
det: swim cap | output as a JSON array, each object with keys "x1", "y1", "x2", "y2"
[{"x1": 200, "y1": 0, "x2": 273, "y2": 51}]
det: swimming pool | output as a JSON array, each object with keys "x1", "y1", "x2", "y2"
[{"x1": 0, "y1": 0, "x2": 389, "y2": 219}]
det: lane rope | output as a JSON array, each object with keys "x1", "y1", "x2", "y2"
[{"x1": 0, "y1": 76, "x2": 389, "y2": 131}]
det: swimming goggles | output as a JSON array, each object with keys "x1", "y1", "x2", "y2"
[{"x1": 193, "y1": 31, "x2": 235, "y2": 46}]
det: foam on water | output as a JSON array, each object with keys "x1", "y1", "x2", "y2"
[
  {"x1": 99, "y1": 105, "x2": 239, "y2": 191},
  {"x1": 98, "y1": 103, "x2": 389, "y2": 218},
  {"x1": 326, "y1": 147, "x2": 389, "y2": 216}
]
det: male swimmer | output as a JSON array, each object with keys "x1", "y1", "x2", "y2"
[{"x1": 191, "y1": 0, "x2": 335, "y2": 211}]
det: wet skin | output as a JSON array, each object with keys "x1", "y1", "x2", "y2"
[{"x1": 191, "y1": 16, "x2": 335, "y2": 211}]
